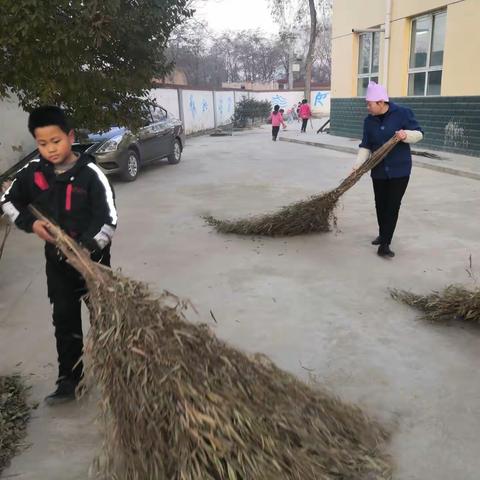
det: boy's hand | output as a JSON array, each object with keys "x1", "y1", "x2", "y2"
[
  {"x1": 1, "y1": 180, "x2": 12, "y2": 194},
  {"x1": 32, "y1": 220, "x2": 56, "y2": 243}
]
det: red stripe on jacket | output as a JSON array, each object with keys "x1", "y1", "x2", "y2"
[
  {"x1": 65, "y1": 184, "x2": 72, "y2": 211},
  {"x1": 34, "y1": 172, "x2": 49, "y2": 191}
]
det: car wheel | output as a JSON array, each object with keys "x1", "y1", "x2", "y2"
[
  {"x1": 167, "y1": 139, "x2": 182, "y2": 164},
  {"x1": 121, "y1": 150, "x2": 140, "y2": 181}
]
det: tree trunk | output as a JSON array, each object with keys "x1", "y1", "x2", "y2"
[{"x1": 304, "y1": 0, "x2": 317, "y2": 102}]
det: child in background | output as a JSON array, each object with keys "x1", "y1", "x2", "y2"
[
  {"x1": 299, "y1": 99, "x2": 312, "y2": 133},
  {"x1": 269, "y1": 105, "x2": 286, "y2": 141}
]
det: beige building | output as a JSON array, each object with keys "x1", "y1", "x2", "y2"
[{"x1": 330, "y1": 0, "x2": 480, "y2": 156}]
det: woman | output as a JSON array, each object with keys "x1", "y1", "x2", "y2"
[
  {"x1": 353, "y1": 81, "x2": 423, "y2": 258},
  {"x1": 298, "y1": 99, "x2": 312, "y2": 133}
]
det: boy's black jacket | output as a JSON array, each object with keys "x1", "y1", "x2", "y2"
[{"x1": 1, "y1": 153, "x2": 117, "y2": 259}]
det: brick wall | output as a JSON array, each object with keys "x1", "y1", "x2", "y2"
[{"x1": 330, "y1": 96, "x2": 480, "y2": 157}]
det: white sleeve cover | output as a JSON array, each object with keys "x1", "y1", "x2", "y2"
[
  {"x1": 403, "y1": 130, "x2": 423, "y2": 144},
  {"x1": 353, "y1": 147, "x2": 371, "y2": 169}
]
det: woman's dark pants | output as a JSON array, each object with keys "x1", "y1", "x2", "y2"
[{"x1": 372, "y1": 176, "x2": 409, "y2": 245}]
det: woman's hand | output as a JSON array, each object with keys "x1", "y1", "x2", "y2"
[
  {"x1": 395, "y1": 130, "x2": 407, "y2": 141},
  {"x1": 32, "y1": 220, "x2": 55, "y2": 243}
]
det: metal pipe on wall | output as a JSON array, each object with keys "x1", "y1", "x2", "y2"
[{"x1": 383, "y1": 0, "x2": 392, "y2": 88}]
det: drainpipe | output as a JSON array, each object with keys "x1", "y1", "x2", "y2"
[{"x1": 383, "y1": 0, "x2": 392, "y2": 88}]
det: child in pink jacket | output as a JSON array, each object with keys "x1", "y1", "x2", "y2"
[
  {"x1": 269, "y1": 104, "x2": 286, "y2": 141},
  {"x1": 299, "y1": 99, "x2": 312, "y2": 133}
]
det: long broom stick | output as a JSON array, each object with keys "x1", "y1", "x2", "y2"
[
  {"x1": 204, "y1": 135, "x2": 400, "y2": 236},
  {"x1": 0, "y1": 218, "x2": 11, "y2": 262}
]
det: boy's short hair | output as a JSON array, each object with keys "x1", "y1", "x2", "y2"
[{"x1": 28, "y1": 106, "x2": 71, "y2": 137}]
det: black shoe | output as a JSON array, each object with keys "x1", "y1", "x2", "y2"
[
  {"x1": 377, "y1": 244, "x2": 395, "y2": 258},
  {"x1": 45, "y1": 378, "x2": 77, "y2": 406},
  {"x1": 371, "y1": 236, "x2": 382, "y2": 245}
]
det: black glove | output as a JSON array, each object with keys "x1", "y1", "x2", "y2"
[{"x1": 78, "y1": 237, "x2": 99, "y2": 255}]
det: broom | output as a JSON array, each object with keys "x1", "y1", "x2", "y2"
[
  {"x1": 204, "y1": 135, "x2": 400, "y2": 236},
  {"x1": 0, "y1": 376, "x2": 30, "y2": 475},
  {"x1": 30, "y1": 207, "x2": 393, "y2": 480},
  {"x1": 391, "y1": 285, "x2": 480, "y2": 324}
]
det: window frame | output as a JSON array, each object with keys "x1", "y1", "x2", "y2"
[
  {"x1": 356, "y1": 31, "x2": 380, "y2": 97},
  {"x1": 407, "y1": 10, "x2": 446, "y2": 97}
]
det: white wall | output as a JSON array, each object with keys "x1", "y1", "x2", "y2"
[
  {"x1": 0, "y1": 95, "x2": 36, "y2": 173},
  {"x1": 214, "y1": 91, "x2": 235, "y2": 126},
  {"x1": 250, "y1": 90, "x2": 331, "y2": 116},
  {"x1": 150, "y1": 88, "x2": 180, "y2": 119},
  {"x1": 251, "y1": 91, "x2": 304, "y2": 112},
  {"x1": 181, "y1": 90, "x2": 215, "y2": 134}
]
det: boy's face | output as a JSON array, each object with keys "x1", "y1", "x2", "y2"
[{"x1": 34, "y1": 126, "x2": 74, "y2": 165}]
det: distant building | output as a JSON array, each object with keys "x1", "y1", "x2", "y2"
[
  {"x1": 222, "y1": 80, "x2": 330, "y2": 92},
  {"x1": 154, "y1": 68, "x2": 188, "y2": 86},
  {"x1": 331, "y1": 0, "x2": 480, "y2": 156},
  {"x1": 277, "y1": 79, "x2": 330, "y2": 91},
  {"x1": 221, "y1": 81, "x2": 280, "y2": 91}
]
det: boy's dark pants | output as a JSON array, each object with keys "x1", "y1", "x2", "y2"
[
  {"x1": 272, "y1": 126, "x2": 280, "y2": 140},
  {"x1": 372, "y1": 176, "x2": 409, "y2": 245},
  {"x1": 45, "y1": 246, "x2": 111, "y2": 384},
  {"x1": 301, "y1": 119, "x2": 308, "y2": 132}
]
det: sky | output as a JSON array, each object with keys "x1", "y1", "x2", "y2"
[{"x1": 194, "y1": 0, "x2": 279, "y2": 34}]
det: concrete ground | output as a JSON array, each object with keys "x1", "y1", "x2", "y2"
[{"x1": 1, "y1": 127, "x2": 480, "y2": 479}]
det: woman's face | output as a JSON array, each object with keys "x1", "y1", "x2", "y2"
[{"x1": 366, "y1": 101, "x2": 386, "y2": 116}]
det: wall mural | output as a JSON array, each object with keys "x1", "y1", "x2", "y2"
[
  {"x1": 314, "y1": 91, "x2": 328, "y2": 107},
  {"x1": 189, "y1": 95, "x2": 197, "y2": 119},
  {"x1": 271, "y1": 94, "x2": 289, "y2": 108}
]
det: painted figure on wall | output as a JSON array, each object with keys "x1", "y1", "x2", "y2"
[
  {"x1": 271, "y1": 94, "x2": 288, "y2": 109},
  {"x1": 314, "y1": 92, "x2": 328, "y2": 107},
  {"x1": 189, "y1": 95, "x2": 197, "y2": 119}
]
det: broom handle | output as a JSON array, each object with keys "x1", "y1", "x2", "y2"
[
  {"x1": 0, "y1": 219, "x2": 11, "y2": 260},
  {"x1": 333, "y1": 136, "x2": 400, "y2": 195},
  {"x1": 28, "y1": 205, "x2": 100, "y2": 280}
]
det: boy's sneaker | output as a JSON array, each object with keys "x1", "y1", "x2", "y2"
[{"x1": 45, "y1": 378, "x2": 77, "y2": 406}]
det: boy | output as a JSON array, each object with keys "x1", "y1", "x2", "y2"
[{"x1": 1, "y1": 106, "x2": 117, "y2": 405}]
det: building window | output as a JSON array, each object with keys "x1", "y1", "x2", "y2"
[
  {"x1": 408, "y1": 11, "x2": 446, "y2": 96},
  {"x1": 357, "y1": 32, "x2": 380, "y2": 96}
]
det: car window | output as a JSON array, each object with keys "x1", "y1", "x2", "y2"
[{"x1": 151, "y1": 107, "x2": 167, "y2": 122}]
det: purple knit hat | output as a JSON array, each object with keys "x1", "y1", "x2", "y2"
[{"x1": 366, "y1": 81, "x2": 389, "y2": 102}]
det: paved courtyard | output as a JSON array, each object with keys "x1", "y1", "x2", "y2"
[{"x1": 1, "y1": 127, "x2": 480, "y2": 479}]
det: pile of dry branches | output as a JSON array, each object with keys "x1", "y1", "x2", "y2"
[
  {"x1": 391, "y1": 285, "x2": 480, "y2": 324},
  {"x1": 0, "y1": 376, "x2": 30, "y2": 475},
  {"x1": 34, "y1": 208, "x2": 392, "y2": 480},
  {"x1": 204, "y1": 136, "x2": 399, "y2": 237}
]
